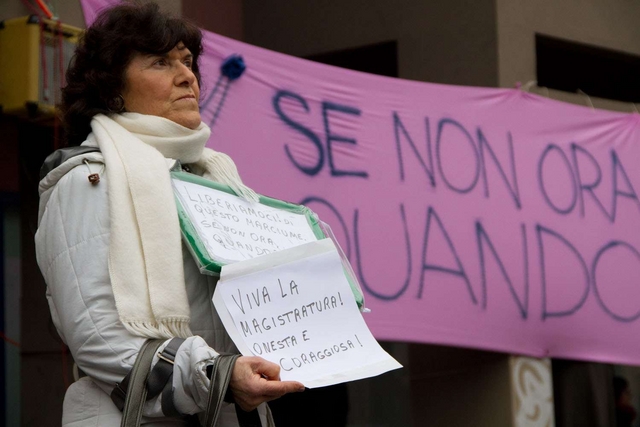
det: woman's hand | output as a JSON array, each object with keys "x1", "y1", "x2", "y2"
[{"x1": 229, "y1": 356, "x2": 305, "y2": 411}]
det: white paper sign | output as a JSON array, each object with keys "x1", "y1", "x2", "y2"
[
  {"x1": 213, "y1": 239, "x2": 402, "y2": 388},
  {"x1": 172, "y1": 179, "x2": 318, "y2": 263}
]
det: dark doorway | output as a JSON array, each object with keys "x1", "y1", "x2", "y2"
[
  {"x1": 305, "y1": 40, "x2": 398, "y2": 78},
  {"x1": 536, "y1": 34, "x2": 640, "y2": 103}
]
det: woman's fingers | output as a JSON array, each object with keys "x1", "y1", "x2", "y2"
[
  {"x1": 260, "y1": 379, "x2": 306, "y2": 399},
  {"x1": 251, "y1": 356, "x2": 282, "y2": 380},
  {"x1": 229, "y1": 356, "x2": 305, "y2": 411}
]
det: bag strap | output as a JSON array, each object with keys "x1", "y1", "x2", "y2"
[
  {"x1": 265, "y1": 405, "x2": 276, "y2": 427},
  {"x1": 149, "y1": 338, "x2": 186, "y2": 417},
  {"x1": 203, "y1": 354, "x2": 246, "y2": 427},
  {"x1": 120, "y1": 339, "x2": 165, "y2": 427},
  {"x1": 204, "y1": 355, "x2": 268, "y2": 427},
  {"x1": 204, "y1": 354, "x2": 240, "y2": 427},
  {"x1": 111, "y1": 338, "x2": 185, "y2": 413},
  {"x1": 117, "y1": 342, "x2": 269, "y2": 427}
]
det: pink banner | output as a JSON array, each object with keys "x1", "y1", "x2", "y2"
[{"x1": 82, "y1": 1, "x2": 640, "y2": 365}]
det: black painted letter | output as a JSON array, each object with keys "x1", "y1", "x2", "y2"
[
  {"x1": 273, "y1": 90, "x2": 324, "y2": 176},
  {"x1": 322, "y1": 101, "x2": 368, "y2": 178}
]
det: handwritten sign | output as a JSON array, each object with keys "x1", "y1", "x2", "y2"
[
  {"x1": 172, "y1": 176, "x2": 319, "y2": 266},
  {"x1": 213, "y1": 239, "x2": 401, "y2": 387}
]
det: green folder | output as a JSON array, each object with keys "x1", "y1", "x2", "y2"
[{"x1": 171, "y1": 171, "x2": 365, "y2": 310}]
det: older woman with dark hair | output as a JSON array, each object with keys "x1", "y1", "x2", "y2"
[{"x1": 35, "y1": 3, "x2": 303, "y2": 426}]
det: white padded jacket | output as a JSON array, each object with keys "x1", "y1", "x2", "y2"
[{"x1": 35, "y1": 150, "x2": 268, "y2": 426}]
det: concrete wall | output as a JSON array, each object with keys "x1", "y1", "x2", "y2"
[
  {"x1": 183, "y1": 0, "x2": 243, "y2": 40},
  {"x1": 243, "y1": 0, "x2": 498, "y2": 87},
  {"x1": 243, "y1": 0, "x2": 640, "y2": 112}
]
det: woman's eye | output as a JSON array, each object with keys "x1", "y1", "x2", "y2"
[
  {"x1": 153, "y1": 58, "x2": 167, "y2": 66},
  {"x1": 184, "y1": 60, "x2": 193, "y2": 69}
]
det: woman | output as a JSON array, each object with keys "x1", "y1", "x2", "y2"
[{"x1": 35, "y1": 3, "x2": 304, "y2": 426}]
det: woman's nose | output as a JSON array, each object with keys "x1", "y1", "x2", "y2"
[{"x1": 175, "y1": 63, "x2": 196, "y2": 86}]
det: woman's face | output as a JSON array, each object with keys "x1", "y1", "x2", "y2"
[{"x1": 121, "y1": 43, "x2": 201, "y2": 129}]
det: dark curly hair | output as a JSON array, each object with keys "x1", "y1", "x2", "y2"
[{"x1": 61, "y1": 2, "x2": 203, "y2": 146}]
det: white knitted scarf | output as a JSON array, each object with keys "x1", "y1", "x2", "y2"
[{"x1": 90, "y1": 113, "x2": 258, "y2": 339}]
